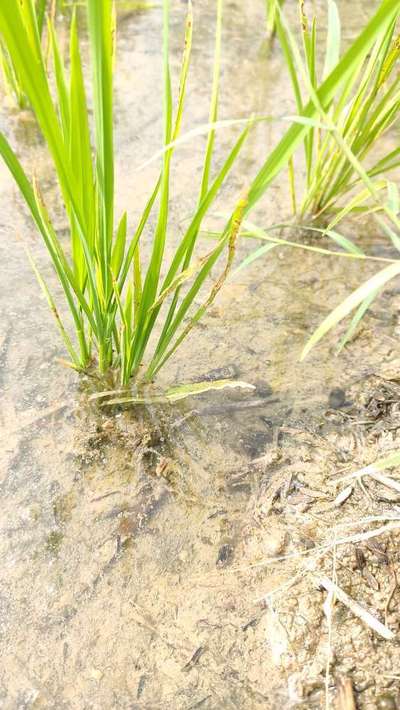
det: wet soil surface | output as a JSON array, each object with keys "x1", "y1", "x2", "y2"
[{"x1": 2, "y1": 1, "x2": 400, "y2": 708}]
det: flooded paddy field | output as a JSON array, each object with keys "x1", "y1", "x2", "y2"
[{"x1": 1, "y1": 1, "x2": 400, "y2": 708}]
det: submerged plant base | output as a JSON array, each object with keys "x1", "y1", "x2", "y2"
[{"x1": 3, "y1": 347, "x2": 400, "y2": 708}]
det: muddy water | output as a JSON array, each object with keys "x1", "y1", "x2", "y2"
[{"x1": 0, "y1": 1, "x2": 396, "y2": 708}]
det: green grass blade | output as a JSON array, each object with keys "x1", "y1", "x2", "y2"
[
  {"x1": 200, "y1": 0, "x2": 222, "y2": 199},
  {"x1": 275, "y1": 10, "x2": 303, "y2": 112},
  {"x1": 0, "y1": 131, "x2": 43, "y2": 225},
  {"x1": 48, "y1": 19, "x2": 70, "y2": 141},
  {"x1": 233, "y1": 243, "x2": 278, "y2": 275},
  {"x1": 26, "y1": 247, "x2": 81, "y2": 367},
  {"x1": 336, "y1": 288, "x2": 379, "y2": 352},
  {"x1": 134, "y1": 0, "x2": 172, "y2": 322},
  {"x1": 172, "y1": 0, "x2": 193, "y2": 141},
  {"x1": 323, "y1": 0, "x2": 340, "y2": 79},
  {"x1": 0, "y1": 2, "x2": 65, "y2": 174},
  {"x1": 146, "y1": 125, "x2": 250, "y2": 364},
  {"x1": 303, "y1": 15, "x2": 317, "y2": 186},
  {"x1": 326, "y1": 181, "x2": 387, "y2": 229},
  {"x1": 36, "y1": 0, "x2": 47, "y2": 39},
  {"x1": 149, "y1": 0, "x2": 228, "y2": 354},
  {"x1": 368, "y1": 146, "x2": 400, "y2": 178},
  {"x1": 111, "y1": 211, "x2": 127, "y2": 278},
  {"x1": 375, "y1": 213, "x2": 400, "y2": 252},
  {"x1": 238, "y1": 220, "x2": 391, "y2": 263},
  {"x1": 301, "y1": 261, "x2": 400, "y2": 359},
  {"x1": 69, "y1": 9, "x2": 96, "y2": 286},
  {"x1": 117, "y1": 175, "x2": 161, "y2": 294},
  {"x1": 147, "y1": 193, "x2": 247, "y2": 378},
  {"x1": 163, "y1": 127, "x2": 249, "y2": 291},
  {"x1": 87, "y1": 0, "x2": 114, "y2": 296}
]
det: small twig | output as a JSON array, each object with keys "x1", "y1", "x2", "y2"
[
  {"x1": 318, "y1": 576, "x2": 395, "y2": 640},
  {"x1": 357, "y1": 476, "x2": 374, "y2": 503},
  {"x1": 369, "y1": 471, "x2": 400, "y2": 494},
  {"x1": 334, "y1": 467, "x2": 400, "y2": 490},
  {"x1": 258, "y1": 551, "x2": 326, "y2": 603},
  {"x1": 384, "y1": 565, "x2": 398, "y2": 625},
  {"x1": 182, "y1": 646, "x2": 206, "y2": 672},
  {"x1": 324, "y1": 536, "x2": 337, "y2": 710}
]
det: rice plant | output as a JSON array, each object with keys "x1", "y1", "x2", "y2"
[
  {"x1": 229, "y1": 0, "x2": 400, "y2": 359},
  {"x1": 0, "y1": 0, "x2": 398, "y2": 388},
  {"x1": 0, "y1": 1, "x2": 75, "y2": 110},
  {"x1": 0, "y1": 0, "x2": 252, "y2": 386},
  {"x1": 275, "y1": 0, "x2": 400, "y2": 222},
  {"x1": 228, "y1": 0, "x2": 400, "y2": 234},
  {"x1": 272, "y1": 0, "x2": 400, "y2": 356},
  {"x1": 0, "y1": 0, "x2": 48, "y2": 109}
]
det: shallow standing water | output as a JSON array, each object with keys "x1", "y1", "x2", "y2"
[{"x1": 0, "y1": 1, "x2": 398, "y2": 708}]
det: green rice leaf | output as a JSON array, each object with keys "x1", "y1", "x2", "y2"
[
  {"x1": 301, "y1": 261, "x2": 400, "y2": 359},
  {"x1": 233, "y1": 243, "x2": 278, "y2": 274},
  {"x1": 25, "y1": 246, "x2": 81, "y2": 367},
  {"x1": 87, "y1": 0, "x2": 115, "y2": 293},
  {"x1": 326, "y1": 181, "x2": 387, "y2": 230},
  {"x1": 200, "y1": 0, "x2": 222, "y2": 198},
  {"x1": 375, "y1": 213, "x2": 400, "y2": 252},
  {"x1": 275, "y1": 8, "x2": 303, "y2": 111},
  {"x1": 282, "y1": 115, "x2": 329, "y2": 129},
  {"x1": 111, "y1": 212, "x2": 127, "y2": 278},
  {"x1": 336, "y1": 288, "x2": 379, "y2": 352},
  {"x1": 98, "y1": 378, "x2": 255, "y2": 406},
  {"x1": 148, "y1": 192, "x2": 247, "y2": 377},
  {"x1": 323, "y1": 0, "x2": 341, "y2": 79},
  {"x1": 304, "y1": 226, "x2": 365, "y2": 256},
  {"x1": 172, "y1": 0, "x2": 193, "y2": 141},
  {"x1": 48, "y1": 19, "x2": 70, "y2": 142},
  {"x1": 387, "y1": 180, "x2": 400, "y2": 214}
]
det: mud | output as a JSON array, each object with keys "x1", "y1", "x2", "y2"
[{"x1": 1, "y1": 0, "x2": 400, "y2": 708}]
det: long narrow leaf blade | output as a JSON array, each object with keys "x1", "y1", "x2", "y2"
[{"x1": 301, "y1": 261, "x2": 400, "y2": 359}]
